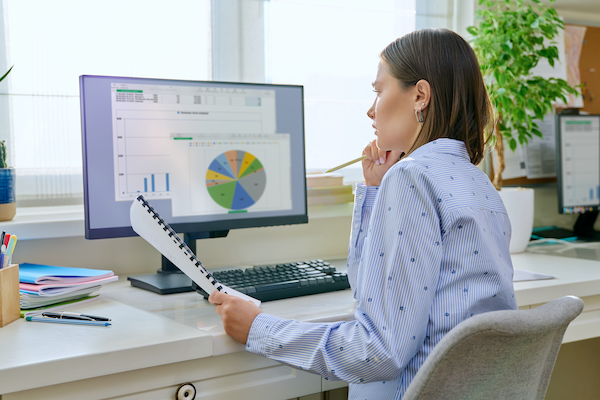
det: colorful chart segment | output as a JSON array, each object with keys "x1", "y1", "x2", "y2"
[{"x1": 206, "y1": 150, "x2": 267, "y2": 210}]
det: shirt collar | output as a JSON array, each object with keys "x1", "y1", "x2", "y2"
[{"x1": 407, "y1": 138, "x2": 471, "y2": 162}]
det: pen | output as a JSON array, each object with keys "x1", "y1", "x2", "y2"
[
  {"x1": 326, "y1": 155, "x2": 367, "y2": 173},
  {"x1": 26, "y1": 316, "x2": 111, "y2": 326},
  {"x1": 42, "y1": 312, "x2": 94, "y2": 321},
  {"x1": 5, "y1": 234, "x2": 16, "y2": 266},
  {"x1": 42, "y1": 312, "x2": 111, "y2": 322}
]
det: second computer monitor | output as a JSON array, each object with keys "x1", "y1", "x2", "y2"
[
  {"x1": 556, "y1": 113, "x2": 600, "y2": 240},
  {"x1": 556, "y1": 114, "x2": 600, "y2": 214}
]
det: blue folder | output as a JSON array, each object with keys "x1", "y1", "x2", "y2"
[{"x1": 18, "y1": 263, "x2": 114, "y2": 284}]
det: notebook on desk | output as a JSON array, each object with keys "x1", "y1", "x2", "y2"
[
  {"x1": 513, "y1": 269, "x2": 555, "y2": 282},
  {"x1": 129, "y1": 195, "x2": 262, "y2": 306}
]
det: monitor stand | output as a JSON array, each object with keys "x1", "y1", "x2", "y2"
[
  {"x1": 532, "y1": 211, "x2": 600, "y2": 242},
  {"x1": 128, "y1": 230, "x2": 229, "y2": 295},
  {"x1": 573, "y1": 211, "x2": 600, "y2": 241}
]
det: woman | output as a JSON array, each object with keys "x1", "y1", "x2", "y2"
[{"x1": 209, "y1": 28, "x2": 517, "y2": 399}]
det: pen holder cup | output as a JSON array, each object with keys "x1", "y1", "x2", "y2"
[{"x1": 0, "y1": 264, "x2": 20, "y2": 327}]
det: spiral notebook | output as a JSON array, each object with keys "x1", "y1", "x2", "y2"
[{"x1": 130, "y1": 195, "x2": 261, "y2": 306}]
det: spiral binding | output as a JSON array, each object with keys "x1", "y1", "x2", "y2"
[{"x1": 135, "y1": 195, "x2": 224, "y2": 292}]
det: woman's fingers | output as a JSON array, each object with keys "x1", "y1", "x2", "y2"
[
  {"x1": 208, "y1": 291, "x2": 227, "y2": 307},
  {"x1": 363, "y1": 140, "x2": 383, "y2": 165}
]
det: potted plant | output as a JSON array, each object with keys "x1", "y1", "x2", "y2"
[
  {"x1": 467, "y1": 0, "x2": 577, "y2": 252},
  {"x1": 0, "y1": 66, "x2": 15, "y2": 221}
]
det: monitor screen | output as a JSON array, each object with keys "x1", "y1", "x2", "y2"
[
  {"x1": 80, "y1": 75, "x2": 308, "y2": 240},
  {"x1": 556, "y1": 114, "x2": 600, "y2": 214}
]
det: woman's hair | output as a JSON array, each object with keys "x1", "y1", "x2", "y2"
[{"x1": 380, "y1": 28, "x2": 493, "y2": 165}]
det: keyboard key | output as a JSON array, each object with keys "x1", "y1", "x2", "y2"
[{"x1": 255, "y1": 280, "x2": 301, "y2": 292}]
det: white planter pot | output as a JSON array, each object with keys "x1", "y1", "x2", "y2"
[{"x1": 498, "y1": 187, "x2": 534, "y2": 254}]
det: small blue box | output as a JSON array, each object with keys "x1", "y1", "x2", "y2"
[{"x1": 0, "y1": 168, "x2": 15, "y2": 204}]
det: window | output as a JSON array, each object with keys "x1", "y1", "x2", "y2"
[
  {"x1": 265, "y1": 0, "x2": 417, "y2": 176},
  {"x1": 1, "y1": 0, "x2": 211, "y2": 206}
]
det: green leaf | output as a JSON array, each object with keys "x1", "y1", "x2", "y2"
[
  {"x1": 467, "y1": 26, "x2": 479, "y2": 36},
  {"x1": 0, "y1": 65, "x2": 13, "y2": 83}
]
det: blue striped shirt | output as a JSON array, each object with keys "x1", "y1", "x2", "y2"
[{"x1": 246, "y1": 138, "x2": 517, "y2": 399}]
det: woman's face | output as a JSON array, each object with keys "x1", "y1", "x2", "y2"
[{"x1": 367, "y1": 61, "x2": 421, "y2": 152}]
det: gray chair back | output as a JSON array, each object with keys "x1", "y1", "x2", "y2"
[{"x1": 403, "y1": 295, "x2": 584, "y2": 400}]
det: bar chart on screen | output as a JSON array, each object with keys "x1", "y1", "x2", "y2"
[{"x1": 127, "y1": 172, "x2": 170, "y2": 195}]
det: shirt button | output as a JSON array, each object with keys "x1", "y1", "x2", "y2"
[
  {"x1": 354, "y1": 223, "x2": 359, "y2": 229},
  {"x1": 358, "y1": 194, "x2": 364, "y2": 199}
]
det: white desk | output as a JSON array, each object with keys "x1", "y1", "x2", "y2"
[{"x1": 1, "y1": 252, "x2": 600, "y2": 400}]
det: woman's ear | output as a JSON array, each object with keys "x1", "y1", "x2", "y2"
[{"x1": 414, "y1": 79, "x2": 431, "y2": 111}]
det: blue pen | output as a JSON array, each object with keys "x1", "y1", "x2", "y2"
[{"x1": 25, "y1": 316, "x2": 111, "y2": 327}]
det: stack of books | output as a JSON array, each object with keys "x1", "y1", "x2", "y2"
[
  {"x1": 306, "y1": 173, "x2": 354, "y2": 206},
  {"x1": 19, "y1": 263, "x2": 118, "y2": 317}
]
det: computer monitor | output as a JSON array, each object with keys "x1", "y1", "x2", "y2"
[
  {"x1": 80, "y1": 75, "x2": 308, "y2": 293},
  {"x1": 555, "y1": 113, "x2": 600, "y2": 240}
]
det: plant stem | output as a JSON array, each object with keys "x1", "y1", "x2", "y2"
[{"x1": 493, "y1": 122, "x2": 504, "y2": 191}]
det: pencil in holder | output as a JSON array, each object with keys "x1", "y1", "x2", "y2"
[{"x1": 0, "y1": 263, "x2": 20, "y2": 327}]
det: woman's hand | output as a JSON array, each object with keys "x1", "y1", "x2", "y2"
[
  {"x1": 362, "y1": 140, "x2": 403, "y2": 186},
  {"x1": 209, "y1": 291, "x2": 263, "y2": 344}
]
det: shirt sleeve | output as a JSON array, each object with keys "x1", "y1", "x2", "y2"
[
  {"x1": 347, "y1": 183, "x2": 379, "y2": 293},
  {"x1": 245, "y1": 164, "x2": 443, "y2": 384}
]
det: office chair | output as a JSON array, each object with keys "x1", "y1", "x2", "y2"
[{"x1": 403, "y1": 295, "x2": 584, "y2": 400}]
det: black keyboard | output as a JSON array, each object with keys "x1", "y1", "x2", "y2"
[{"x1": 192, "y1": 260, "x2": 350, "y2": 302}]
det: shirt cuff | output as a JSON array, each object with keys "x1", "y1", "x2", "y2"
[
  {"x1": 245, "y1": 312, "x2": 281, "y2": 357},
  {"x1": 356, "y1": 183, "x2": 379, "y2": 207}
]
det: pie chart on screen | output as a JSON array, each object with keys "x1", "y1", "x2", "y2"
[{"x1": 205, "y1": 150, "x2": 267, "y2": 210}]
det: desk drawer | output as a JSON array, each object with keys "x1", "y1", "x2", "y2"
[{"x1": 3, "y1": 352, "x2": 322, "y2": 400}]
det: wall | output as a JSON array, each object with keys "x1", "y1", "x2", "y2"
[
  {"x1": 556, "y1": 9, "x2": 600, "y2": 27},
  {"x1": 529, "y1": 184, "x2": 578, "y2": 230}
]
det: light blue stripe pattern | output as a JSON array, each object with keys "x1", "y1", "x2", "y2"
[{"x1": 246, "y1": 138, "x2": 517, "y2": 399}]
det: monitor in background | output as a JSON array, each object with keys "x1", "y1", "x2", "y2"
[
  {"x1": 80, "y1": 75, "x2": 308, "y2": 294},
  {"x1": 555, "y1": 113, "x2": 600, "y2": 240}
]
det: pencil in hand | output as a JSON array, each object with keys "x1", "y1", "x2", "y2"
[{"x1": 326, "y1": 155, "x2": 367, "y2": 173}]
